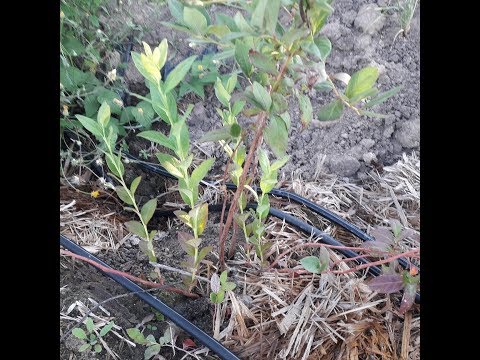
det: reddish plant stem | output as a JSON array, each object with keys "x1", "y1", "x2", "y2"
[
  {"x1": 218, "y1": 141, "x2": 241, "y2": 244},
  {"x1": 272, "y1": 250, "x2": 419, "y2": 276},
  {"x1": 218, "y1": 112, "x2": 268, "y2": 269},
  {"x1": 218, "y1": 53, "x2": 294, "y2": 269},
  {"x1": 228, "y1": 222, "x2": 239, "y2": 259},
  {"x1": 329, "y1": 249, "x2": 419, "y2": 275},
  {"x1": 60, "y1": 249, "x2": 199, "y2": 299},
  {"x1": 268, "y1": 242, "x2": 384, "y2": 269}
]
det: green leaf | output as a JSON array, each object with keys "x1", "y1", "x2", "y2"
[
  {"x1": 210, "y1": 292, "x2": 218, "y2": 303},
  {"x1": 178, "y1": 179, "x2": 196, "y2": 207},
  {"x1": 156, "y1": 153, "x2": 184, "y2": 178},
  {"x1": 224, "y1": 282, "x2": 236, "y2": 291},
  {"x1": 235, "y1": 40, "x2": 252, "y2": 76},
  {"x1": 232, "y1": 100, "x2": 245, "y2": 116},
  {"x1": 297, "y1": 93, "x2": 313, "y2": 128},
  {"x1": 252, "y1": 82, "x2": 272, "y2": 111},
  {"x1": 309, "y1": 1, "x2": 334, "y2": 35},
  {"x1": 72, "y1": 328, "x2": 87, "y2": 340},
  {"x1": 76, "y1": 115, "x2": 102, "y2": 138},
  {"x1": 63, "y1": 36, "x2": 85, "y2": 56},
  {"x1": 141, "y1": 198, "x2": 157, "y2": 225},
  {"x1": 230, "y1": 123, "x2": 241, "y2": 138},
  {"x1": 97, "y1": 89, "x2": 123, "y2": 115},
  {"x1": 125, "y1": 221, "x2": 148, "y2": 239},
  {"x1": 300, "y1": 256, "x2": 326, "y2": 274},
  {"x1": 105, "y1": 153, "x2": 124, "y2": 178},
  {"x1": 120, "y1": 106, "x2": 135, "y2": 124},
  {"x1": 251, "y1": 0, "x2": 268, "y2": 30},
  {"x1": 159, "y1": 328, "x2": 173, "y2": 346},
  {"x1": 190, "y1": 203, "x2": 209, "y2": 237},
  {"x1": 183, "y1": 7, "x2": 207, "y2": 34},
  {"x1": 264, "y1": 0, "x2": 281, "y2": 34},
  {"x1": 358, "y1": 109, "x2": 390, "y2": 119},
  {"x1": 345, "y1": 67, "x2": 379, "y2": 100},
  {"x1": 99, "y1": 322, "x2": 114, "y2": 337},
  {"x1": 279, "y1": 112, "x2": 291, "y2": 130},
  {"x1": 214, "y1": 78, "x2": 231, "y2": 107},
  {"x1": 174, "y1": 210, "x2": 192, "y2": 228},
  {"x1": 170, "y1": 119, "x2": 190, "y2": 160},
  {"x1": 264, "y1": 115, "x2": 288, "y2": 158},
  {"x1": 250, "y1": 52, "x2": 278, "y2": 75},
  {"x1": 85, "y1": 318, "x2": 94, "y2": 333},
  {"x1": 198, "y1": 245, "x2": 212, "y2": 262},
  {"x1": 226, "y1": 73, "x2": 238, "y2": 93},
  {"x1": 348, "y1": 87, "x2": 379, "y2": 105},
  {"x1": 282, "y1": 28, "x2": 309, "y2": 47},
  {"x1": 185, "y1": 237, "x2": 201, "y2": 251},
  {"x1": 153, "y1": 39, "x2": 168, "y2": 70},
  {"x1": 199, "y1": 127, "x2": 232, "y2": 143},
  {"x1": 78, "y1": 343, "x2": 91, "y2": 352},
  {"x1": 150, "y1": 80, "x2": 176, "y2": 124},
  {"x1": 271, "y1": 93, "x2": 288, "y2": 114},
  {"x1": 167, "y1": 0, "x2": 184, "y2": 24},
  {"x1": 315, "y1": 36, "x2": 332, "y2": 61},
  {"x1": 132, "y1": 101, "x2": 155, "y2": 128},
  {"x1": 132, "y1": 52, "x2": 159, "y2": 85},
  {"x1": 84, "y1": 95, "x2": 101, "y2": 118},
  {"x1": 259, "y1": 177, "x2": 276, "y2": 197},
  {"x1": 94, "y1": 344, "x2": 102, "y2": 353},
  {"x1": 215, "y1": 290, "x2": 225, "y2": 303},
  {"x1": 164, "y1": 55, "x2": 197, "y2": 93},
  {"x1": 97, "y1": 101, "x2": 111, "y2": 128},
  {"x1": 138, "y1": 130, "x2": 176, "y2": 151},
  {"x1": 317, "y1": 99, "x2": 344, "y2": 121},
  {"x1": 238, "y1": 192, "x2": 247, "y2": 211},
  {"x1": 234, "y1": 12, "x2": 254, "y2": 33},
  {"x1": 115, "y1": 186, "x2": 134, "y2": 205},
  {"x1": 191, "y1": 158, "x2": 214, "y2": 185},
  {"x1": 364, "y1": 86, "x2": 401, "y2": 108},
  {"x1": 208, "y1": 24, "x2": 231, "y2": 38},
  {"x1": 217, "y1": 13, "x2": 239, "y2": 32},
  {"x1": 178, "y1": 231, "x2": 195, "y2": 256},
  {"x1": 313, "y1": 81, "x2": 333, "y2": 92},
  {"x1": 127, "y1": 328, "x2": 148, "y2": 345},
  {"x1": 256, "y1": 195, "x2": 270, "y2": 219},
  {"x1": 220, "y1": 270, "x2": 228, "y2": 284},
  {"x1": 258, "y1": 148, "x2": 270, "y2": 174},
  {"x1": 271, "y1": 155, "x2": 289, "y2": 171}
]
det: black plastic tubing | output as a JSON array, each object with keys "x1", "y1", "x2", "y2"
[{"x1": 60, "y1": 235, "x2": 241, "y2": 360}]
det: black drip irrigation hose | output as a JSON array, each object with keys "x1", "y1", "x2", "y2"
[{"x1": 60, "y1": 235, "x2": 241, "y2": 360}]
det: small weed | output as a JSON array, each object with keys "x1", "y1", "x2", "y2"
[
  {"x1": 210, "y1": 270, "x2": 236, "y2": 304},
  {"x1": 127, "y1": 326, "x2": 175, "y2": 360},
  {"x1": 71, "y1": 317, "x2": 114, "y2": 354}
]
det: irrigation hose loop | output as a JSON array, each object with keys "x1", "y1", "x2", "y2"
[{"x1": 60, "y1": 235, "x2": 241, "y2": 360}]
